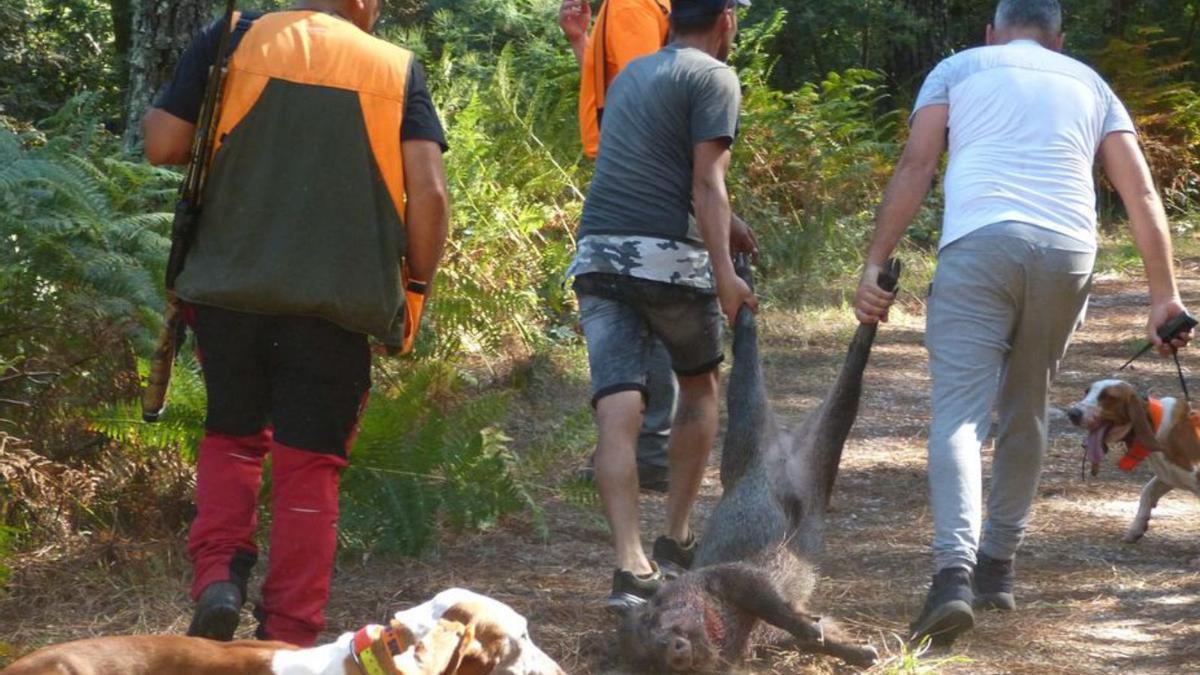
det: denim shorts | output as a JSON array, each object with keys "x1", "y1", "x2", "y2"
[{"x1": 573, "y1": 273, "x2": 723, "y2": 406}]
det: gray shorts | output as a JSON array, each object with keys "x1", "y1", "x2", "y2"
[{"x1": 573, "y1": 273, "x2": 723, "y2": 406}]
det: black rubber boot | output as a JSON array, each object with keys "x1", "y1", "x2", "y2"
[
  {"x1": 652, "y1": 533, "x2": 696, "y2": 579},
  {"x1": 187, "y1": 581, "x2": 243, "y2": 641},
  {"x1": 973, "y1": 552, "x2": 1016, "y2": 611},
  {"x1": 909, "y1": 566, "x2": 975, "y2": 647}
]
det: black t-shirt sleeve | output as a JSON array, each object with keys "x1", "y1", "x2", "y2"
[
  {"x1": 401, "y1": 60, "x2": 448, "y2": 152},
  {"x1": 152, "y1": 19, "x2": 225, "y2": 124},
  {"x1": 157, "y1": 18, "x2": 445, "y2": 150},
  {"x1": 152, "y1": 13, "x2": 260, "y2": 123}
]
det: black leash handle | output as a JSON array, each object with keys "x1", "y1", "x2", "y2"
[
  {"x1": 1155, "y1": 312, "x2": 1194, "y2": 403},
  {"x1": 1156, "y1": 311, "x2": 1197, "y2": 345},
  {"x1": 1118, "y1": 311, "x2": 1197, "y2": 371},
  {"x1": 1116, "y1": 311, "x2": 1196, "y2": 406}
]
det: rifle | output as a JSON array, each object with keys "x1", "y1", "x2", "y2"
[{"x1": 142, "y1": 0, "x2": 239, "y2": 423}]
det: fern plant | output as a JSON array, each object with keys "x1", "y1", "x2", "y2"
[
  {"x1": 339, "y1": 362, "x2": 534, "y2": 555},
  {"x1": 87, "y1": 351, "x2": 207, "y2": 462},
  {"x1": 0, "y1": 98, "x2": 177, "y2": 455},
  {"x1": 1092, "y1": 30, "x2": 1200, "y2": 216},
  {"x1": 396, "y1": 11, "x2": 586, "y2": 359},
  {"x1": 730, "y1": 11, "x2": 901, "y2": 293}
]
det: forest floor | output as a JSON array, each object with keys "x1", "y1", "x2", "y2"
[{"x1": 3, "y1": 254, "x2": 1200, "y2": 673}]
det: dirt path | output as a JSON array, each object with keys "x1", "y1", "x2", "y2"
[
  {"x1": 3, "y1": 269, "x2": 1199, "y2": 673},
  {"x1": 417, "y1": 269, "x2": 1200, "y2": 674}
]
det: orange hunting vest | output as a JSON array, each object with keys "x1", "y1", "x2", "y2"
[
  {"x1": 578, "y1": 0, "x2": 670, "y2": 158},
  {"x1": 1121, "y1": 398, "x2": 1200, "y2": 471},
  {"x1": 175, "y1": 10, "x2": 423, "y2": 351}
]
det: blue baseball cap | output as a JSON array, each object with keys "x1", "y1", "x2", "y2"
[{"x1": 670, "y1": 0, "x2": 751, "y2": 21}]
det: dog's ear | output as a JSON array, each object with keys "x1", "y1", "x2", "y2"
[
  {"x1": 1125, "y1": 393, "x2": 1165, "y2": 453},
  {"x1": 388, "y1": 618, "x2": 419, "y2": 648},
  {"x1": 445, "y1": 621, "x2": 506, "y2": 675},
  {"x1": 1100, "y1": 385, "x2": 1134, "y2": 444},
  {"x1": 436, "y1": 620, "x2": 479, "y2": 675}
]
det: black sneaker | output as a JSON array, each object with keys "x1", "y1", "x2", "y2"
[
  {"x1": 573, "y1": 457, "x2": 669, "y2": 494},
  {"x1": 187, "y1": 581, "x2": 243, "y2": 641},
  {"x1": 973, "y1": 553, "x2": 1016, "y2": 611},
  {"x1": 908, "y1": 567, "x2": 975, "y2": 647},
  {"x1": 652, "y1": 534, "x2": 696, "y2": 579},
  {"x1": 636, "y1": 464, "x2": 669, "y2": 493},
  {"x1": 607, "y1": 564, "x2": 663, "y2": 612}
]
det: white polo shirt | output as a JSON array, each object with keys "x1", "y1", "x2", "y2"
[{"x1": 913, "y1": 39, "x2": 1136, "y2": 250}]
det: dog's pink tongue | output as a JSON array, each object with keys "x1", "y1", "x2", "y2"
[{"x1": 1084, "y1": 425, "x2": 1110, "y2": 467}]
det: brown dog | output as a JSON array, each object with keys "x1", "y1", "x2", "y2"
[
  {"x1": 1069, "y1": 379, "x2": 1200, "y2": 542},
  {"x1": 2, "y1": 589, "x2": 563, "y2": 675}
]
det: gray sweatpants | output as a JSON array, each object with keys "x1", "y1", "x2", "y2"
[
  {"x1": 638, "y1": 341, "x2": 675, "y2": 469},
  {"x1": 926, "y1": 221, "x2": 1094, "y2": 572}
]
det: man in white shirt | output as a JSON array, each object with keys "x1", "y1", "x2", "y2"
[{"x1": 853, "y1": 0, "x2": 1192, "y2": 646}]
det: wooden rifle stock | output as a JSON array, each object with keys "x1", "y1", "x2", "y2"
[{"x1": 142, "y1": 0, "x2": 239, "y2": 423}]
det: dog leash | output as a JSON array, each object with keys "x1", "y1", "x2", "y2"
[{"x1": 1117, "y1": 311, "x2": 1197, "y2": 404}]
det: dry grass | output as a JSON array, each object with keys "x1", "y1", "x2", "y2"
[{"x1": 3, "y1": 252, "x2": 1200, "y2": 673}]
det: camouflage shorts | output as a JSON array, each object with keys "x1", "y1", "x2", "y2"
[{"x1": 573, "y1": 273, "x2": 723, "y2": 407}]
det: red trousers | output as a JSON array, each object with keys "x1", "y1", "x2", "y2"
[
  {"x1": 187, "y1": 304, "x2": 371, "y2": 646},
  {"x1": 188, "y1": 433, "x2": 347, "y2": 645}
]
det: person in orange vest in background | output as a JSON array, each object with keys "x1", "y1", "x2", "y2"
[
  {"x1": 143, "y1": 0, "x2": 449, "y2": 647},
  {"x1": 561, "y1": 0, "x2": 670, "y2": 160},
  {"x1": 558, "y1": 0, "x2": 757, "y2": 514}
]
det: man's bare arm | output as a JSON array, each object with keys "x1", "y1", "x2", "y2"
[
  {"x1": 402, "y1": 139, "x2": 450, "y2": 284},
  {"x1": 853, "y1": 104, "x2": 947, "y2": 323},
  {"x1": 694, "y1": 139, "x2": 756, "y2": 323},
  {"x1": 1099, "y1": 131, "x2": 1191, "y2": 350},
  {"x1": 143, "y1": 108, "x2": 196, "y2": 165}
]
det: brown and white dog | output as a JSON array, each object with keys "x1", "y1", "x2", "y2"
[
  {"x1": 1068, "y1": 379, "x2": 1200, "y2": 542},
  {"x1": 1, "y1": 588, "x2": 564, "y2": 675}
]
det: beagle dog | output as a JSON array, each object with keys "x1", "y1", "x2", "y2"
[
  {"x1": 1, "y1": 588, "x2": 564, "y2": 675},
  {"x1": 1068, "y1": 379, "x2": 1200, "y2": 542}
]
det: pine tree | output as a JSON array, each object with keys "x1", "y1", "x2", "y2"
[{"x1": 122, "y1": 0, "x2": 215, "y2": 150}]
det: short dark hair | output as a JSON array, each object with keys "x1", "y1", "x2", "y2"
[
  {"x1": 669, "y1": 0, "x2": 734, "y2": 36},
  {"x1": 994, "y1": 0, "x2": 1062, "y2": 34}
]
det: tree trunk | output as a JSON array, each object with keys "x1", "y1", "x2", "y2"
[
  {"x1": 1107, "y1": 0, "x2": 1133, "y2": 39},
  {"x1": 887, "y1": 0, "x2": 949, "y2": 94},
  {"x1": 1184, "y1": 2, "x2": 1199, "y2": 54},
  {"x1": 122, "y1": 0, "x2": 214, "y2": 151},
  {"x1": 110, "y1": 0, "x2": 133, "y2": 89}
]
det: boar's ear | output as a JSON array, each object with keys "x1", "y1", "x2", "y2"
[{"x1": 1126, "y1": 393, "x2": 1165, "y2": 453}]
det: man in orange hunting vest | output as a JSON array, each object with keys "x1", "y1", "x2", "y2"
[{"x1": 142, "y1": 0, "x2": 449, "y2": 646}]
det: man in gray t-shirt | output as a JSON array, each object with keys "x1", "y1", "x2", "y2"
[
  {"x1": 568, "y1": 0, "x2": 756, "y2": 609},
  {"x1": 571, "y1": 44, "x2": 742, "y2": 289}
]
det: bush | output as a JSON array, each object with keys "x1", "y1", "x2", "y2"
[
  {"x1": 1092, "y1": 31, "x2": 1200, "y2": 217},
  {"x1": 729, "y1": 11, "x2": 903, "y2": 292},
  {"x1": 0, "y1": 97, "x2": 175, "y2": 458},
  {"x1": 339, "y1": 362, "x2": 538, "y2": 555}
]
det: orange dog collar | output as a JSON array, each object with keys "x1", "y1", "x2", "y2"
[{"x1": 351, "y1": 624, "x2": 405, "y2": 675}]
